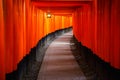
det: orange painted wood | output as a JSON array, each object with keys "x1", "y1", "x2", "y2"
[
  {"x1": 33, "y1": 0, "x2": 92, "y2": 1},
  {"x1": 0, "y1": 0, "x2": 5, "y2": 79},
  {"x1": 73, "y1": 0, "x2": 120, "y2": 69},
  {"x1": 4, "y1": 0, "x2": 14, "y2": 73},
  {"x1": 37, "y1": 9, "x2": 44, "y2": 39},
  {"x1": 26, "y1": 0, "x2": 32, "y2": 54},
  {"x1": 13, "y1": 0, "x2": 25, "y2": 70},
  {"x1": 110, "y1": 0, "x2": 120, "y2": 68},
  {"x1": 32, "y1": 1, "x2": 90, "y2": 8},
  {"x1": 50, "y1": 15, "x2": 55, "y2": 32}
]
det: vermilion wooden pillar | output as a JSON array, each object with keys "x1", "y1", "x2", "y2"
[
  {"x1": 102, "y1": 0, "x2": 110, "y2": 62},
  {"x1": 34, "y1": 7, "x2": 38, "y2": 45},
  {"x1": 72, "y1": 11, "x2": 77, "y2": 38},
  {"x1": 51, "y1": 15, "x2": 55, "y2": 32},
  {"x1": 43, "y1": 12, "x2": 47, "y2": 36},
  {"x1": 58, "y1": 16, "x2": 62, "y2": 30},
  {"x1": 31, "y1": 6, "x2": 36, "y2": 47},
  {"x1": 13, "y1": 0, "x2": 25, "y2": 70},
  {"x1": 0, "y1": 0, "x2": 5, "y2": 79},
  {"x1": 70, "y1": 15, "x2": 73, "y2": 26},
  {"x1": 96, "y1": 0, "x2": 111, "y2": 64},
  {"x1": 54, "y1": 16, "x2": 60, "y2": 31},
  {"x1": 64, "y1": 16, "x2": 70, "y2": 28},
  {"x1": 111, "y1": 0, "x2": 120, "y2": 69},
  {"x1": 23, "y1": 0, "x2": 27, "y2": 57},
  {"x1": 13, "y1": 0, "x2": 18, "y2": 70},
  {"x1": 4, "y1": 0, "x2": 14, "y2": 73},
  {"x1": 91, "y1": 0, "x2": 97, "y2": 55},
  {"x1": 37, "y1": 9, "x2": 44, "y2": 39},
  {"x1": 62, "y1": 16, "x2": 65, "y2": 29},
  {"x1": 26, "y1": 0, "x2": 32, "y2": 54}
]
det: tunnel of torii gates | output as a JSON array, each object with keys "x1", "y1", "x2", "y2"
[{"x1": 0, "y1": 0, "x2": 120, "y2": 79}]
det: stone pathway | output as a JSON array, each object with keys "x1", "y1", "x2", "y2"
[{"x1": 37, "y1": 31, "x2": 86, "y2": 80}]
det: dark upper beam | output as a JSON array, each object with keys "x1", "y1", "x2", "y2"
[
  {"x1": 32, "y1": 0, "x2": 92, "y2": 1},
  {"x1": 32, "y1": 1, "x2": 91, "y2": 8}
]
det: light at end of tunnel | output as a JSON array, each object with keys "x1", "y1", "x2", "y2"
[{"x1": 47, "y1": 13, "x2": 51, "y2": 18}]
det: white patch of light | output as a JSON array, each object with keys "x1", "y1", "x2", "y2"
[{"x1": 53, "y1": 42, "x2": 70, "y2": 45}]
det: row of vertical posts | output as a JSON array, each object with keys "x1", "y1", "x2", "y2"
[
  {"x1": 0, "y1": 0, "x2": 72, "y2": 79},
  {"x1": 73, "y1": 0, "x2": 120, "y2": 69}
]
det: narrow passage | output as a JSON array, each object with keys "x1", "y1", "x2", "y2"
[{"x1": 37, "y1": 31, "x2": 86, "y2": 80}]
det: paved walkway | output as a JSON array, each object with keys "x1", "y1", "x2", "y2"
[{"x1": 37, "y1": 31, "x2": 86, "y2": 80}]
